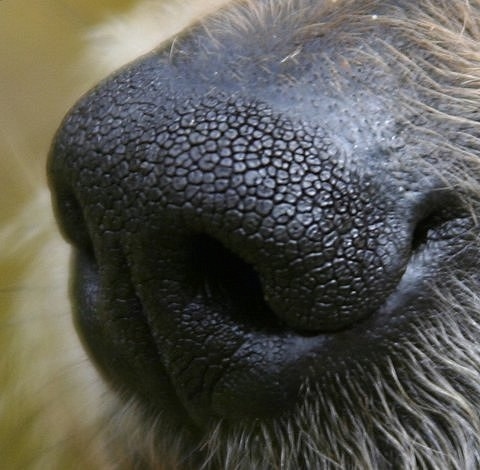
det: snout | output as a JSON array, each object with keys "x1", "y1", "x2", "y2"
[{"x1": 48, "y1": 52, "x2": 470, "y2": 426}]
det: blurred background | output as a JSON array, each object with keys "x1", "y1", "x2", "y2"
[
  {"x1": 0, "y1": 0, "x2": 135, "y2": 224},
  {"x1": 0, "y1": 2, "x2": 135, "y2": 468}
]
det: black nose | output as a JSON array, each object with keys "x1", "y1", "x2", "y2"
[
  {"x1": 48, "y1": 52, "x2": 470, "y2": 423},
  {"x1": 50, "y1": 90, "x2": 414, "y2": 335},
  {"x1": 124, "y1": 97, "x2": 412, "y2": 333}
]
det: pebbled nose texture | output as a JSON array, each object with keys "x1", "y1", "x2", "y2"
[
  {"x1": 48, "y1": 36, "x2": 475, "y2": 426},
  {"x1": 133, "y1": 98, "x2": 405, "y2": 332},
  {"x1": 49, "y1": 56, "x2": 426, "y2": 422},
  {"x1": 51, "y1": 88, "x2": 409, "y2": 334}
]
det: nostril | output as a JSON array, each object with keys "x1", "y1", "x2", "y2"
[
  {"x1": 187, "y1": 234, "x2": 258, "y2": 300},
  {"x1": 186, "y1": 234, "x2": 284, "y2": 330},
  {"x1": 410, "y1": 191, "x2": 468, "y2": 255},
  {"x1": 411, "y1": 211, "x2": 443, "y2": 253},
  {"x1": 53, "y1": 189, "x2": 95, "y2": 259}
]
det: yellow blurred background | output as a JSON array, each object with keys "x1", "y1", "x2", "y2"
[
  {"x1": 0, "y1": 0, "x2": 135, "y2": 223},
  {"x1": 0, "y1": 2, "x2": 135, "y2": 468}
]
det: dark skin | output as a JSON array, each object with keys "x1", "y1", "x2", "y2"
[{"x1": 48, "y1": 0, "x2": 474, "y2": 444}]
